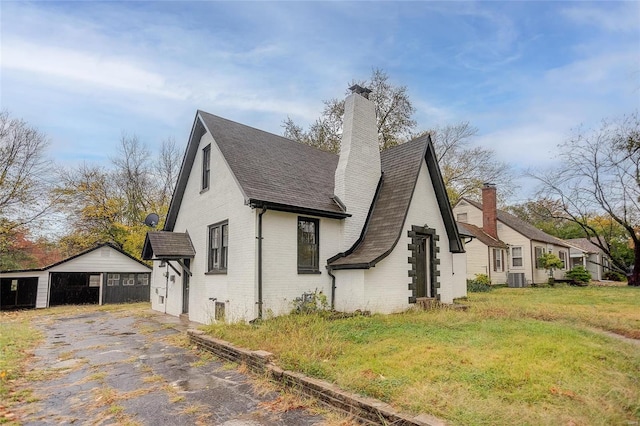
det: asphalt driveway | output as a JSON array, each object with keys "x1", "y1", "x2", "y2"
[{"x1": 13, "y1": 307, "x2": 325, "y2": 425}]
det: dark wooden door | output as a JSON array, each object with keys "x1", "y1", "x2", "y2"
[
  {"x1": 416, "y1": 238, "x2": 427, "y2": 298},
  {"x1": 182, "y1": 259, "x2": 190, "y2": 314}
]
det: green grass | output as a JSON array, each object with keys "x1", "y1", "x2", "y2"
[
  {"x1": 203, "y1": 285, "x2": 640, "y2": 425},
  {"x1": 0, "y1": 315, "x2": 42, "y2": 401}
]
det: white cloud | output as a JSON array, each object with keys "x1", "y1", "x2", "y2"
[
  {"x1": 562, "y1": 3, "x2": 640, "y2": 33},
  {"x1": 2, "y1": 40, "x2": 188, "y2": 100}
]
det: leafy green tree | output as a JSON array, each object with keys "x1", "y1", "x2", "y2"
[{"x1": 538, "y1": 252, "x2": 564, "y2": 285}]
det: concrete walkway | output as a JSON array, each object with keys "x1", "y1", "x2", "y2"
[{"x1": 14, "y1": 309, "x2": 325, "y2": 425}]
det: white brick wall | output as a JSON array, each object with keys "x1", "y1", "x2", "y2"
[
  {"x1": 261, "y1": 210, "x2": 341, "y2": 317},
  {"x1": 335, "y1": 158, "x2": 464, "y2": 313},
  {"x1": 334, "y1": 93, "x2": 381, "y2": 252},
  {"x1": 157, "y1": 131, "x2": 256, "y2": 324}
]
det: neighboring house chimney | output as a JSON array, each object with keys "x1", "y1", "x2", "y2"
[
  {"x1": 482, "y1": 183, "x2": 498, "y2": 239},
  {"x1": 334, "y1": 85, "x2": 381, "y2": 251}
]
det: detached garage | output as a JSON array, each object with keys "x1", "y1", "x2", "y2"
[{"x1": 0, "y1": 243, "x2": 152, "y2": 310}]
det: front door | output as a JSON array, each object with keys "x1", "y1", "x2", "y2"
[
  {"x1": 415, "y1": 236, "x2": 433, "y2": 299},
  {"x1": 182, "y1": 259, "x2": 190, "y2": 314}
]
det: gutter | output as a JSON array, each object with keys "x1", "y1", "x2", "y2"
[
  {"x1": 257, "y1": 207, "x2": 267, "y2": 320},
  {"x1": 326, "y1": 266, "x2": 336, "y2": 310}
]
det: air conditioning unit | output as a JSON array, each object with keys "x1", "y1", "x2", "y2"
[{"x1": 508, "y1": 273, "x2": 526, "y2": 288}]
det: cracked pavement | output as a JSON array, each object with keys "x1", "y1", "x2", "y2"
[{"x1": 13, "y1": 308, "x2": 326, "y2": 425}]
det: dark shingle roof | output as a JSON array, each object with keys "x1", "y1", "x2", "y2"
[
  {"x1": 142, "y1": 231, "x2": 196, "y2": 260},
  {"x1": 460, "y1": 198, "x2": 569, "y2": 247},
  {"x1": 329, "y1": 136, "x2": 463, "y2": 268},
  {"x1": 457, "y1": 222, "x2": 508, "y2": 248},
  {"x1": 161, "y1": 110, "x2": 462, "y2": 268},
  {"x1": 199, "y1": 112, "x2": 346, "y2": 216}
]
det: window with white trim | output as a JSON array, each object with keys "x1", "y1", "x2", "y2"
[
  {"x1": 535, "y1": 246, "x2": 546, "y2": 269},
  {"x1": 123, "y1": 274, "x2": 136, "y2": 286},
  {"x1": 559, "y1": 251, "x2": 567, "y2": 269},
  {"x1": 137, "y1": 274, "x2": 149, "y2": 286},
  {"x1": 511, "y1": 246, "x2": 523, "y2": 268},
  {"x1": 493, "y1": 248, "x2": 504, "y2": 272},
  {"x1": 107, "y1": 274, "x2": 120, "y2": 286}
]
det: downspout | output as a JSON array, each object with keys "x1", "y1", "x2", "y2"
[
  {"x1": 257, "y1": 207, "x2": 267, "y2": 320},
  {"x1": 327, "y1": 266, "x2": 336, "y2": 310}
]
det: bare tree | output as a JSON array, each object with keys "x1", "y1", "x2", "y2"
[
  {"x1": 0, "y1": 111, "x2": 55, "y2": 232},
  {"x1": 424, "y1": 122, "x2": 516, "y2": 204},
  {"x1": 283, "y1": 68, "x2": 416, "y2": 153},
  {"x1": 154, "y1": 137, "x2": 182, "y2": 208},
  {"x1": 534, "y1": 111, "x2": 640, "y2": 285}
]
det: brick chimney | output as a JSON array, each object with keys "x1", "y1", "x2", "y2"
[
  {"x1": 482, "y1": 183, "x2": 498, "y2": 239},
  {"x1": 334, "y1": 85, "x2": 381, "y2": 251}
]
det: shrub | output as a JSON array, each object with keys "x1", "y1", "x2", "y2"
[
  {"x1": 603, "y1": 270, "x2": 626, "y2": 282},
  {"x1": 565, "y1": 266, "x2": 591, "y2": 286},
  {"x1": 291, "y1": 289, "x2": 329, "y2": 314},
  {"x1": 467, "y1": 274, "x2": 492, "y2": 292}
]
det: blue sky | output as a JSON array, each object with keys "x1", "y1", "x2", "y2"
[{"x1": 1, "y1": 1, "x2": 638, "y2": 201}]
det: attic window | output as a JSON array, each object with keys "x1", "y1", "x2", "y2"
[
  {"x1": 202, "y1": 144, "x2": 211, "y2": 191},
  {"x1": 456, "y1": 213, "x2": 468, "y2": 223}
]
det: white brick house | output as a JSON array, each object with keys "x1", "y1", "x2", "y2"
[{"x1": 143, "y1": 87, "x2": 466, "y2": 324}]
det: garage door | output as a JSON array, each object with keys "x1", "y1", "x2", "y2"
[
  {"x1": 0, "y1": 277, "x2": 38, "y2": 310},
  {"x1": 49, "y1": 273, "x2": 99, "y2": 306}
]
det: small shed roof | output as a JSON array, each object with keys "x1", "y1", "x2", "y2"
[
  {"x1": 142, "y1": 231, "x2": 196, "y2": 260},
  {"x1": 457, "y1": 222, "x2": 508, "y2": 249}
]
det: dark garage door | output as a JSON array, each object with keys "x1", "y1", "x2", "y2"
[
  {"x1": 103, "y1": 273, "x2": 150, "y2": 304},
  {"x1": 0, "y1": 277, "x2": 38, "y2": 310},
  {"x1": 49, "y1": 273, "x2": 99, "y2": 306}
]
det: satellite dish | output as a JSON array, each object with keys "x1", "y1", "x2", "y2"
[{"x1": 144, "y1": 213, "x2": 160, "y2": 228}]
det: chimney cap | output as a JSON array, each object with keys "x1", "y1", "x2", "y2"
[
  {"x1": 483, "y1": 182, "x2": 496, "y2": 188},
  {"x1": 349, "y1": 84, "x2": 372, "y2": 99}
]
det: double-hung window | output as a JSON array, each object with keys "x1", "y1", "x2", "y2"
[
  {"x1": 559, "y1": 251, "x2": 567, "y2": 269},
  {"x1": 202, "y1": 144, "x2": 211, "y2": 191},
  {"x1": 298, "y1": 217, "x2": 319, "y2": 273},
  {"x1": 208, "y1": 220, "x2": 228, "y2": 273},
  {"x1": 511, "y1": 246, "x2": 523, "y2": 268},
  {"x1": 535, "y1": 246, "x2": 546, "y2": 269},
  {"x1": 493, "y1": 248, "x2": 503, "y2": 272}
]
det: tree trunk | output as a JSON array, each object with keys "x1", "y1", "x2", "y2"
[{"x1": 630, "y1": 245, "x2": 640, "y2": 286}]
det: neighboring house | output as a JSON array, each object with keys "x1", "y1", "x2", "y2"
[
  {"x1": 142, "y1": 86, "x2": 467, "y2": 324},
  {"x1": 0, "y1": 243, "x2": 152, "y2": 311},
  {"x1": 457, "y1": 221, "x2": 509, "y2": 284},
  {"x1": 565, "y1": 238, "x2": 611, "y2": 281},
  {"x1": 453, "y1": 185, "x2": 570, "y2": 286}
]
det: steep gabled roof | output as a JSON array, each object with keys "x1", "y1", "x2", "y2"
[
  {"x1": 457, "y1": 222, "x2": 508, "y2": 248},
  {"x1": 329, "y1": 135, "x2": 464, "y2": 269},
  {"x1": 142, "y1": 231, "x2": 196, "y2": 260},
  {"x1": 0, "y1": 243, "x2": 151, "y2": 273},
  {"x1": 460, "y1": 198, "x2": 569, "y2": 247},
  {"x1": 165, "y1": 111, "x2": 348, "y2": 231}
]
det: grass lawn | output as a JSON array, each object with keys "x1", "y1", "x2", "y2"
[{"x1": 203, "y1": 285, "x2": 640, "y2": 426}]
